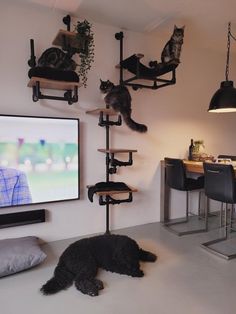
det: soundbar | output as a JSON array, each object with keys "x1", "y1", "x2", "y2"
[{"x1": 0, "y1": 209, "x2": 46, "y2": 229}]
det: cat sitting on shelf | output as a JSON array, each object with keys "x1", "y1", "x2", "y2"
[
  {"x1": 161, "y1": 25, "x2": 185, "y2": 65},
  {"x1": 99, "y1": 79, "x2": 147, "y2": 133}
]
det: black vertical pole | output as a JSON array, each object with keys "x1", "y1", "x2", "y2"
[
  {"x1": 115, "y1": 31, "x2": 124, "y2": 86},
  {"x1": 105, "y1": 104, "x2": 110, "y2": 234},
  {"x1": 119, "y1": 32, "x2": 124, "y2": 85},
  {"x1": 28, "y1": 39, "x2": 36, "y2": 68}
]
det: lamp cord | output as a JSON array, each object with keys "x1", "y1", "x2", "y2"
[
  {"x1": 225, "y1": 22, "x2": 231, "y2": 81},
  {"x1": 226, "y1": 22, "x2": 236, "y2": 81}
]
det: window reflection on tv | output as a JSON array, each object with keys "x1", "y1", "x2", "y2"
[{"x1": 0, "y1": 115, "x2": 79, "y2": 208}]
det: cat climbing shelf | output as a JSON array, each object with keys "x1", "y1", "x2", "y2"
[
  {"x1": 27, "y1": 15, "x2": 82, "y2": 104},
  {"x1": 86, "y1": 108, "x2": 138, "y2": 234},
  {"x1": 115, "y1": 31, "x2": 178, "y2": 90}
]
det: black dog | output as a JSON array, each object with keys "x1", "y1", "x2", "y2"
[{"x1": 41, "y1": 234, "x2": 157, "y2": 296}]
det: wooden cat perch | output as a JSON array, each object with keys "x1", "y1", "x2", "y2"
[{"x1": 115, "y1": 31, "x2": 178, "y2": 90}]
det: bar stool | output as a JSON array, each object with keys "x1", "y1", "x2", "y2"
[
  {"x1": 164, "y1": 157, "x2": 208, "y2": 236},
  {"x1": 201, "y1": 162, "x2": 236, "y2": 259},
  {"x1": 217, "y1": 155, "x2": 236, "y2": 227}
]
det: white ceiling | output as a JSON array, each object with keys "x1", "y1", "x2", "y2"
[{"x1": 14, "y1": 0, "x2": 236, "y2": 51}]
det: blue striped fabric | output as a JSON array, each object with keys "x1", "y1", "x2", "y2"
[{"x1": 0, "y1": 167, "x2": 32, "y2": 207}]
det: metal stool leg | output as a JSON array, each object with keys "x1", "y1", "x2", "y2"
[
  {"x1": 164, "y1": 190, "x2": 208, "y2": 236},
  {"x1": 201, "y1": 202, "x2": 236, "y2": 260}
]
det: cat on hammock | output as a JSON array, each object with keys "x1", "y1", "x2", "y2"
[
  {"x1": 100, "y1": 79, "x2": 147, "y2": 133},
  {"x1": 161, "y1": 25, "x2": 185, "y2": 65},
  {"x1": 37, "y1": 47, "x2": 77, "y2": 71}
]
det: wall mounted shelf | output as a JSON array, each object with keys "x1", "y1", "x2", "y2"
[
  {"x1": 86, "y1": 108, "x2": 118, "y2": 116},
  {"x1": 27, "y1": 15, "x2": 82, "y2": 104},
  {"x1": 52, "y1": 29, "x2": 79, "y2": 49},
  {"x1": 28, "y1": 77, "x2": 82, "y2": 91}
]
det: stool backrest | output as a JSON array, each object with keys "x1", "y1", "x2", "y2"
[
  {"x1": 217, "y1": 155, "x2": 236, "y2": 161},
  {"x1": 203, "y1": 162, "x2": 236, "y2": 204},
  {"x1": 164, "y1": 158, "x2": 186, "y2": 190}
]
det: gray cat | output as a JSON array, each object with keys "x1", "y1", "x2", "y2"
[
  {"x1": 161, "y1": 25, "x2": 185, "y2": 64},
  {"x1": 100, "y1": 79, "x2": 147, "y2": 133}
]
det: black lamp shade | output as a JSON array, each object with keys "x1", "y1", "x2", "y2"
[{"x1": 208, "y1": 80, "x2": 236, "y2": 112}]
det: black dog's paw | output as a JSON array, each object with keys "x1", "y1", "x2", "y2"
[
  {"x1": 75, "y1": 279, "x2": 101, "y2": 297},
  {"x1": 131, "y1": 269, "x2": 144, "y2": 277},
  {"x1": 93, "y1": 278, "x2": 104, "y2": 290}
]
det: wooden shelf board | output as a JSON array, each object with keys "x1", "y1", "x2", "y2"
[
  {"x1": 52, "y1": 29, "x2": 79, "y2": 48},
  {"x1": 86, "y1": 185, "x2": 137, "y2": 196},
  {"x1": 86, "y1": 108, "x2": 118, "y2": 116},
  {"x1": 98, "y1": 149, "x2": 137, "y2": 153},
  {"x1": 96, "y1": 188, "x2": 138, "y2": 196},
  {"x1": 28, "y1": 77, "x2": 82, "y2": 90}
]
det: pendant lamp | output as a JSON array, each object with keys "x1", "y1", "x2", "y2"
[{"x1": 208, "y1": 22, "x2": 236, "y2": 113}]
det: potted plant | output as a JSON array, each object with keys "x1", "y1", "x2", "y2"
[{"x1": 75, "y1": 20, "x2": 95, "y2": 87}]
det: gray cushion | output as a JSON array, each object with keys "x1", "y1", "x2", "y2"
[{"x1": 0, "y1": 236, "x2": 46, "y2": 277}]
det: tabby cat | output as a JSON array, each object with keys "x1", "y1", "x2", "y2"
[
  {"x1": 161, "y1": 25, "x2": 185, "y2": 64},
  {"x1": 100, "y1": 79, "x2": 147, "y2": 133},
  {"x1": 37, "y1": 47, "x2": 77, "y2": 71}
]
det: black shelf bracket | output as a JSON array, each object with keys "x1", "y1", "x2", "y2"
[
  {"x1": 99, "y1": 192, "x2": 133, "y2": 206},
  {"x1": 28, "y1": 39, "x2": 36, "y2": 68},
  {"x1": 63, "y1": 14, "x2": 71, "y2": 31},
  {"x1": 98, "y1": 111, "x2": 122, "y2": 127},
  {"x1": 32, "y1": 81, "x2": 78, "y2": 105},
  {"x1": 109, "y1": 152, "x2": 133, "y2": 174}
]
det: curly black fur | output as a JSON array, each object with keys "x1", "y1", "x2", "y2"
[{"x1": 41, "y1": 234, "x2": 157, "y2": 296}]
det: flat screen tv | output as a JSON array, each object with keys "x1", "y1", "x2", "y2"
[{"x1": 0, "y1": 114, "x2": 79, "y2": 208}]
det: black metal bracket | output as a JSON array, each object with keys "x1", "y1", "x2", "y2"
[
  {"x1": 115, "y1": 31, "x2": 177, "y2": 91},
  {"x1": 32, "y1": 81, "x2": 78, "y2": 105},
  {"x1": 125, "y1": 70, "x2": 176, "y2": 91},
  {"x1": 108, "y1": 152, "x2": 133, "y2": 174},
  {"x1": 98, "y1": 112, "x2": 122, "y2": 127},
  {"x1": 28, "y1": 39, "x2": 36, "y2": 68},
  {"x1": 99, "y1": 192, "x2": 133, "y2": 205},
  {"x1": 63, "y1": 14, "x2": 71, "y2": 31}
]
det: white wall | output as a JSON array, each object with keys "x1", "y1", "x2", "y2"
[{"x1": 1, "y1": 1, "x2": 236, "y2": 242}]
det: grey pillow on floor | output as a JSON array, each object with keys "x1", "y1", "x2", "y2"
[{"x1": 0, "y1": 236, "x2": 47, "y2": 277}]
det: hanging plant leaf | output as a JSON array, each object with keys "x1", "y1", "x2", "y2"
[{"x1": 74, "y1": 19, "x2": 95, "y2": 87}]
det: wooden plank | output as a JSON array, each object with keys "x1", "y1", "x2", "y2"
[
  {"x1": 28, "y1": 77, "x2": 82, "y2": 90},
  {"x1": 183, "y1": 160, "x2": 204, "y2": 174},
  {"x1": 86, "y1": 108, "x2": 117, "y2": 115},
  {"x1": 52, "y1": 29, "x2": 79, "y2": 48},
  {"x1": 95, "y1": 188, "x2": 138, "y2": 196},
  {"x1": 184, "y1": 160, "x2": 236, "y2": 175},
  {"x1": 98, "y1": 148, "x2": 137, "y2": 153},
  {"x1": 86, "y1": 185, "x2": 137, "y2": 196}
]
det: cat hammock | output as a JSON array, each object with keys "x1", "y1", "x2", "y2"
[{"x1": 115, "y1": 32, "x2": 178, "y2": 90}]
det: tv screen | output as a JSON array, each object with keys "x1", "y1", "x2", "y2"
[{"x1": 0, "y1": 115, "x2": 79, "y2": 208}]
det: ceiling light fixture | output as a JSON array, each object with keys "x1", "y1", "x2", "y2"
[{"x1": 208, "y1": 22, "x2": 236, "y2": 113}]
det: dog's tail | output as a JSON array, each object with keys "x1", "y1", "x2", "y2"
[
  {"x1": 139, "y1": 249, "x2": 157, "y2": 262},
  {"x1": 40, "y1": 262, "x2": 74, "y2": 295}
]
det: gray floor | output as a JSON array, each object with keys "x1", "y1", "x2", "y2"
[{"x1": 1, "y1": 221, "x2": 236, "y2": 314}]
